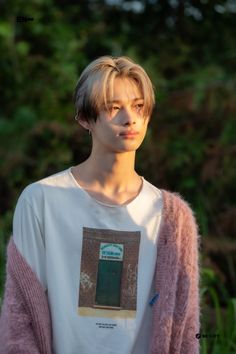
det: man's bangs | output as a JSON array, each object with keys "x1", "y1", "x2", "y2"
[
  {"x1": 74, "y1": 56, "x2": 155, "y2": 122},
  {"x1": 129, "y1": 74, "x2": 154, "y2": 118},
  {"x1": 99, "y1": 73, "x2": 153, "y2": 118},
  {"x1": 88, "y1": 70, "x2": 117, "y2": 116}
]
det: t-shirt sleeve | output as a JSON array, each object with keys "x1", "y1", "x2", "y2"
[{"x1": 13, "y1": 189, "x2": 47, "y2": 290}]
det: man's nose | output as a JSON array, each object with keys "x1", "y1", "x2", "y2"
[{"x1": 122, "y1": 107, "x2": 136, "y2": 123}]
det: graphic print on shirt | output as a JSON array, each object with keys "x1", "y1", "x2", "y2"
[{"x1": 78, "y1": 227, "x2": 141, "y2": 319}]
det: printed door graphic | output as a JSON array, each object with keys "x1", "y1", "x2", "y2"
[
  {"x1": 78, "y1": 227, "x2": 141, "y2": 318},
  {"x1": 95, "y1": 260, "x2": 122, "y2": 307}
]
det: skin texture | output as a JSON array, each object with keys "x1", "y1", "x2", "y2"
[{"x1": 72, "y1": 77, "x2": 150, "y2": 205}]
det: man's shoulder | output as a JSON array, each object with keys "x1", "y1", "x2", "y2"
[
  {"x1": 143, "y1": 179, "x2": 190, "y2": 211},
  {"x1": 160, "y1": 188, "x2": 197, "y2": 223},
  {"x1": 18, "y1": 168, "x2": 71, "y2": 203},
  {"x1": 142, "y1": 177, "x2": 162, "y2": 199}
]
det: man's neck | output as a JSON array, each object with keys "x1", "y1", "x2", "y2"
[{"x1": 73, "y1": 152, "x2": 141, "y2": 195}]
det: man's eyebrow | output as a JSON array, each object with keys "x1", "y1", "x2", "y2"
[{"x1": 107, "y1": 98, "x2": 144, "y2": 104}]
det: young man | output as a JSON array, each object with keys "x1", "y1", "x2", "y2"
[{"x1": 0, "y1": 56, "x2": 201, "y2": 354}]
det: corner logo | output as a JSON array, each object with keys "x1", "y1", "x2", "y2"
[{"x1": 196, "y1": 333, "x2": 220, "y2": 339}]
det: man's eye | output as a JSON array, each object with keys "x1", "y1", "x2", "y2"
[
  {"x1": 108, "y1": 106, "x2": 120, "y2": 113},
  {"x1": 134, "y1": 104, "x2": 144, "y2": 111},
  {"x1": 112, "y1": 106, "x2": 120, "y2": 110}
]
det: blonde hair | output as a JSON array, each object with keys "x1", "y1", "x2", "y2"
[{"x1": 73, "y1": 56, "x2": 155, "y2": 123}]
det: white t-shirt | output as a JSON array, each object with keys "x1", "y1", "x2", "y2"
[{"x1": 13, "y1": 168, "x2": 163, "y2": 354}]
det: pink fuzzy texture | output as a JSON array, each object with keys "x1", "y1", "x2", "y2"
[
  {"x1": 0, "y1": 189, "x2": 201, "y2": 353},
  {"x1": 149, "y1": 190, "x2": 201, "y2": 354},
  {"x1": 0, "y1": 238, "x2": 53, "y2": 353}
]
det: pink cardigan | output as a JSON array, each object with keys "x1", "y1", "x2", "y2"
[{"x1": 0, "y1": 189, "x2": 201, "y2": 354}]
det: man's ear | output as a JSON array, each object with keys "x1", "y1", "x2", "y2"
[{"x1": 77, "y1": 116, "x2": 91, "y2": 131}]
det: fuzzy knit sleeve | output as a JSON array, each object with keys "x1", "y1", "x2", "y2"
[
  {"x1": 0, "y1": 237, "x2": 53, "y2": 354},
  {"x1": 170, "y1": 194, "x2": 201, "y2": 354},
  {"x1": 150, "y1": 189, "x2": 201, "y2": 354}
]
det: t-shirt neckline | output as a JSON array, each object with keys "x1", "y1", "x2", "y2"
[{"x1": 68, "y1": 167, "x2": 145, "y2": 208}]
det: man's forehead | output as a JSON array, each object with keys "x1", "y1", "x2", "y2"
[{"x1": 106, "y1": 77, "x2": 143, "y2": 101}]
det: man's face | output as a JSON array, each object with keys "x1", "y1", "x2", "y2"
[{"x1": 90, "y1": 77, "x2": 150, "y2": 154}]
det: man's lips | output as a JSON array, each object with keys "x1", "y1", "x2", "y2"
[{"x1": 119, "y1": 130, "x2": 139, "y2": 136}]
